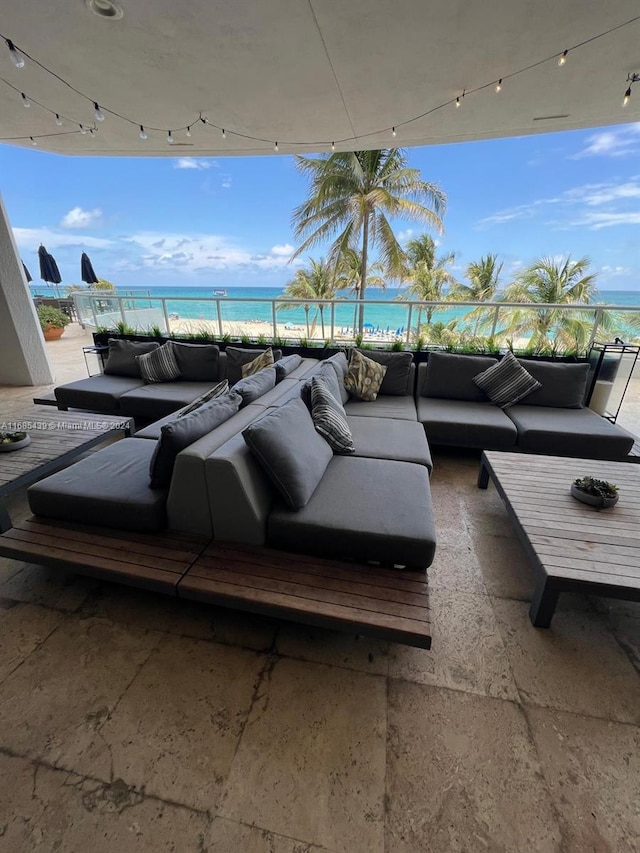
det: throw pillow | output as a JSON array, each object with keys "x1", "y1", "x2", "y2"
[
  {"x1": 241, "y1": 348, "x2": 274, "y2": 377},
  {"x1": 274, "y1": 354, "x2": 302, "y2": 383},
  {"x1": 232, "y1": 366, "x2": 277, "y2": 407},
  {"x1": 473, "y1": 351, "x2": 541, "y2": 408},
  {"x1": 178, "y1": 380, "x2": 230, "y2": 417},
  {"x1": 103, "y1": 339, "x2": 160, "y2": 378},
  {"x1": 311, "y1": 376, "x2": 355, "y2": 453},
  {"x1": 149, "y1": 392, "x2": 242, "y2": 488},
  {"x1": 243, "y1": 397, "x2": 332, "y2": 510},
  {"x1": 136, "y1": 342, "x2": 181, "y2": 383},
  {"x1": 355, "y1": 349, "x2": 413, "y2": 396},
  {"x1": 300, "y1": 362, "x2": 342, "y2": 410},
  {"x1": 171, "y1": 341, "x2": 220, "y2": 381},
  {"x1": 225, "y1": 347, "x2": 283, "y2": 384},
  {"x1": 344, "y1": 349, "x2": 387, "y2": 402}
]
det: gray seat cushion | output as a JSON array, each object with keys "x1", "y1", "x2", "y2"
[
  {"x1": 55, "y1": 375, "x2": 145, "y2": 412},
  {"x1": 344, "y1": 395, "x2": 417, "y2": 421},
  {"x1": 119, "y1": 381, "x2": 220, "y2": 419},
  {"x1": 27, "y1": 438, "x2": 167, "y2": 531},
  {"x1": 417, "y1": 398, "x2": 517, "y2": 448},
  {"x1": 268, "y1": 456, "x2": 436, "y2": 569},
  {"x1": 506, "y1": 405, "x2": 635, "y2": 459},
  {"x1": 348, "y1": 416, "x2": 433, "y2": 472}
]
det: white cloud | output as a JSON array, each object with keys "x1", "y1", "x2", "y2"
[
  {"x1": 571, "y1": 123, "x2": 640, "y2": 159},
  {"x1": 13, "y1": 226, "x2": 113, "y2": 251},
  {"x1": 124, "y1": 231, "x2": 302, "y2": 272},
  {"x1": 60, "y1": 207, "x2": 102, "y2": 228},
  {"x1": 561, "y1": 211, "x2": 640, "y2": 230},
  {"x1": 601, "y1": 265, "x2": 631, "y2": 276},
  {"x1": 477, "y1": 205, "x2": 534, "y2": 227},
  {"x1": 398, "y1": 229, "x2": 414, "y2": 242},
  {"x1": 270, "y1": 243, "x2": 294, "y2": 257},
  {"x1": 174, "y1": 158, "x2": 216, "y2": 170},
  {"x1": 564, "y1": 180, "x2": 640, "y2": 206},
  {"x1": 221, "y1": 177, "x2": 232, "y2": 188}
]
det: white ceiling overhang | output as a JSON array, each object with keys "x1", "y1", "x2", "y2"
[{"x1": 0, "y1": 0, "x2": 639, "y2": 157}]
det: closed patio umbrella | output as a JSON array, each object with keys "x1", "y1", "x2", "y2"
[
  {"x1": 22, "y1": 262, "x2": 32, "y2": 282},
  {"x1": 38, "y1": 244, "x2": 62, "y2": 297},
  {"x1": 81, "y1": 252, "x2": 99, "y2": 285}
]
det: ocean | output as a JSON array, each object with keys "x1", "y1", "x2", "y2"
[{"x1": 30, "y1": 284, "x2": 640, "y2": 335}]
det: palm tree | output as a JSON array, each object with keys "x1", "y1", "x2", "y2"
[
  {"x1": 291, "y1": 149, "x2": 446, "y2": 332},
  {"x1": 500, "y1": 256, "x2": 599, "y2": 350},
  {"x1": 279, "y1": 257, "x2": 342, "y2": 338},
  {"x1": 400, "y1": 235, "x2": 457, "y2": 327},
  {"x1": 450, "y1": 253, "x2": 503, "y2": 334},
  {"x1": 335, "y1": 248, "x2": 386, "y2": 332}
]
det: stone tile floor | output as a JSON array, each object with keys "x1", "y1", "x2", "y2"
[{"x1": 0, "y1": 326, "x2": 638, "y2": 851}]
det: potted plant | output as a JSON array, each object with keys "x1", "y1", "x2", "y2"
[
  {"x1": 571, "y1": 476, "x2": 619, "y2": 508},
  {"x1": 37, "y1": 305, "x2": 71, "y2": 341}
]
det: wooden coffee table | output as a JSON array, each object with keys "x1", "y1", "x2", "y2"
[
  {"x1": 478, "y1": 450, "x2": 640, "y2": 627},
  {"x1": 0, "y1": 407, "x2": 132, "y2": 532}
]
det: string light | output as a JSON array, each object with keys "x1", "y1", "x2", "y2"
[
  {"x1": 495, "y1": 79, "x2": 502, "y2": 93},
  {"x1": 274, "y1": 141, "x2": 279, "y2": 151},
  {"x1": 392, "y1": 127, "x2": 396, "y2": 137},
  {"x1": 331, "y1": 141, "x2": 335, "y2": 151},
  {"x1": 55, "y1": 113, "x2": 62, "y2": 126},
  {"x1": 167, "y1": 130, "x2": 174, "y2": 144},
  {"x1": 6, "y1": 38, "x2": 24, "y2": 68},
  {"x1": 185, "y1": 125, "x2": 191, "y2": 137},
  {"x1": 29, "y1": 136, "x2": 36, "y2": 145},
  {"x1": 622, "y1": 73, "x2": 640, "y2": 106},
  {"x1": 93, "y1": 102, "x2": 105, "y2": 121},
  {"x1": 455, "y1": 95, "x2": 461, "y2": 108},
  {"x1": 21, "y1": 93, "x2": 30, "y2": 107},
  {"x1": 221, "y1": 128, "x2": 226, "y2": 139},
  {"x1": 79, "y1": 124, "x2": 86, "y2": 134},
  {"x1": 139, "y1": 124, "x2": 147, "y2": 140},
  {"x1": 558, "y1": 50, "x2": 568, "y2": 66}
]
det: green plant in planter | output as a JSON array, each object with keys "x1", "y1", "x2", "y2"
[
  {"x1": 36, "y1": 305, "x2": 71, "y2": 331},
  {"x1": 257, "y1": 333, "x2": 267, "y2": 345},
  {"x1": 573, "y1": 476, "x2": 618, "y2": 498}
]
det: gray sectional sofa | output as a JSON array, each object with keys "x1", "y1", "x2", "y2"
[{"x1": 32, "y1": 347, "x2": 437, "y2": 570}]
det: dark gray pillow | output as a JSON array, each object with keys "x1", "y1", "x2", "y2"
[
  {"x1": 171, "y1": 341, "x2": 220, "y2": 381},
  {"x1": 274, "y1": 354, "x2": 302, "y2": 383},
  {"x1": 323, "y1": 352, "x2": 350, "y2": 404},
  {"x1": 516, "y1": 360, "x2": 590, "y2": 408},
  {"x1": 422, "y1": 352, "x2": 498, "y2": 401},
  {"x1": 226, "y1": 347, "x2": 283, "y2": 384},
  {"x1": 231, "y1": 366, "x2": 277, "y2": 407},
  {"x1": 104, "y1": 339, "x2": 160, "y2": 378},
  {"x1": 243, "y1": 397, "x2": 332, "y2": 510},
  {"x1": 149, "y1": 392, "x2": 242, "y2": 488},
  {"x1": 355, "y1": 349, "x2": 413, "y2": 396}
]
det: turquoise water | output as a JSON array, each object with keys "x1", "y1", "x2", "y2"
[{"x1": 31, "y1": 284, "x2": 640, "y2": 334}]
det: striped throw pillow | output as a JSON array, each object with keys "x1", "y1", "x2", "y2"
[
  {"x1": 310, "y1": 375, "x2": 355, "y2": 453},
  {"x1": 473, "y1": 351, "x2": 541, "y2": 408},
  {"x1": 178, "y1": 380, "x2": 230, "y2": 417},
  {"x1": 136, "y1": 342, "x2": 181, "y2": 383}
]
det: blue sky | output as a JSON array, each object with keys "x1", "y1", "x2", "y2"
[{"x1": 1, "y1": 121, "x2": 639, "y2": 292}]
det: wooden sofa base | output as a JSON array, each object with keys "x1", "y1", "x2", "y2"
[{"x1": 0, "y1": 519, "x2": 431, "y2": 648}]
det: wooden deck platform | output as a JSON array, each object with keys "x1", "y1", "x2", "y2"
[{"x1": 178, "y1": 541, "x2": 431, "y2": 648}]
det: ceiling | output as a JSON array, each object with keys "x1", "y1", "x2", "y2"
[{"x1": 0, "y1": 0, "x2": 639, "y2": 157}]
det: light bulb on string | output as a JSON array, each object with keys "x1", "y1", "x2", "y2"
[
  {"x1": 274, "y1": 141, "x2": 279, "y2": 152},
  {"x1": 623, "y1": 86, "x2": 632, "y2": 107},
  {"x1": 6, "y1": 39, "x2": 25, "y2": 68},
  {"x1": 30, "y1": 136, "x2": 37, "y2": 146},
  {"x1": 21, "y1": 93, "x2": 30, "y2": 108},
  {"x1": 167, "y1": 130, "x2": 174, "y2": 144},
  {"x1": 79, "y1": 124, "x2": 86, "y2": 134},
  {"x1": 331, "y1": 141, "x2": 335, "y2": 151},
  {"x1": 94, "y1": 102, "x2": 105, "y2": 121},
  {"x1": 495, "y1": 79, "x2": 502, "y2": 93},
  {"x1": 55, "y1": 114, "x2": 62, "y2": 126},
  {"x1": 139, "y1": 125, "x2": 147, "y2": 140},
  {"x1": 221, "y1": 129, "x2": 226, "y2": 139},
  {"x1": 558, "y1": 50, "x2": 568, "y2": 66},
  {"x1": 186, "y1": 126, "x2": 191, "y2": 137},
  {"x1": 455, "y1": 96, "x2": 461, "y2": 108},
  {"x1": 392, "y1": 127, "x2": 396, "y2": 137}
]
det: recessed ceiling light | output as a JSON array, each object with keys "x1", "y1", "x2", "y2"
[{"x1": 85, "y1": 0, "x2": 124, "y2": 20}]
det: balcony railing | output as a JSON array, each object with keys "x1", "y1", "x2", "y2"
[{"x1": 72, "y1": 292, "x2": 640, "y2": 352}]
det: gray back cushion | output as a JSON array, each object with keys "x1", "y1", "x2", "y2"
[
  {"x1": 422, "y1": 352, "x2": 498, "y2": 401},
  {"x1": 104, "y1": 339, "x2": 160, "y2": 378},
  {"x1": 274, "y1": 354, "x2": 302, "y2": 383},
  {"x1": 149, "y1": 392, "x2": 242, "y2": 488},
  {"x1": 226, "y1": 347, "x2": 283, "y2": 384},
  {"x1": 323, "y1": 352, "x2": 350, "y2": 404},
  {"x1": 232, "y1": 366, "x2": 277, "y2": 407},
  {"x1": 243, "y1": 397, "x2": 332, "y2": 510},
  {"x1": 356, "y1": 349, "x2": 413, "y2": 395},
  {"x1": 301, "y1": 362, "x2": 342, "y2": 409},
  {"x1": 516, "y1": 360, "x2": 589, "y2": 408},
  {"x1": 171, "y1": 341, "x2": 220, "y2": 381}
]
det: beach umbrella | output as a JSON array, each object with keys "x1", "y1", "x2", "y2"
[
  {"x1": 38, "y1": 244, "x2": 62, "y2": 297},
  {"x1": 22, "y1": 262, "x2": 32, "y2": 282},
  {"x1": 81, "y1": 252, "x2": 99, "y2": 285}
]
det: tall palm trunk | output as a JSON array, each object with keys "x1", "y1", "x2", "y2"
[{"x1": 358, "y1": 208, "x2": 370, "y2": 333}]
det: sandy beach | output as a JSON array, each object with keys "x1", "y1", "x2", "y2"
[{"x1": 167, "y1": 316, "x2": 400, "y2": 344}]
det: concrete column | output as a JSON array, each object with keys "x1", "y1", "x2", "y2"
[{"x1": 0, "y1": 192, "x2": 53, "y2": 385}]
